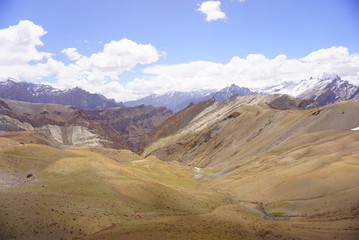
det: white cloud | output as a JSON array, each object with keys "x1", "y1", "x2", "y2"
[
  {"x1": 0, "y1": 21, "x2": 162, "y2": 100},
  {"x1": 197, "y1": 1, "x2": 227, "y2": 22},
  {"x1": 83, "y1": 38, "x2": 159, "y2": 73},
  {"x1": 0, "y1": 20, "x2": 52, "y2": 66},
  {"x1": 0, "y1": 21, "x2": 359, "y2": 103},
  {"x1": 124, "y1": 46, "x2": 359, "y2": 100},
  {"x1": 0, "y1": 20, "x2": 56, "y2": 81},
  {"x1": 0, "y1": 21, "x2": 159, "y2": 88},
  {"x1": 62, "y1": 48, "x2": 82, "y2": 61},
  {"x1": 301, "y1": 46, "x2": 350, "y2": 62},
  {"x1": 53, "y1": 38, "x2": 160, "y2": 92}
]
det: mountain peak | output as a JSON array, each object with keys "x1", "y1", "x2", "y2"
[
  {"x1": 318, "y1": 72, "x2": 340, "y2": 81},
  {"x1": 298, "y1": 74, "x2": 358, "y2": 106},
  {"x1": 256, "y1": 73, "x2": 358, "y2": 107},
  {"x1": 226, "y1": 84, "x2": 245, "y2": 92},
  {"x1": 1, "y1": 78, "x2": 19, "y2": 85},
  {"x1": 207, "y1": 84, "x2": 254, "y2": 102}
]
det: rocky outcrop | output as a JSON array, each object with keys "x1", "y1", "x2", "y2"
[{"x1": 0, "y1": 98, "x2": 172, "y2": 151}]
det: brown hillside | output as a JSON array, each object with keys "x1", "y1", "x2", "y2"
[
  {"x1": 1, "y1": 95, "x2": 358, "y2": 240},
  {"x1": 142, "y1": 97, "x2": 359, "y2": 166},
  {"x1": 139, "y1": 96, "x2": 359, "y2": 239},
  {"x1": 0, "y1": 98, "x2": 172, "y2": 151},
  {"x1": 141, "y1": 98, "x2": 216, "y2": 151}
]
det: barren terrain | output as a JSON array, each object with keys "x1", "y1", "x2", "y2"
[{"x1": 0, "y1": 97, "x2": 358, "y2": 239}]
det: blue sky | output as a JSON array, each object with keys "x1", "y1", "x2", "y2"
[{"x1": 0, "y1": 0, "x2": 358, "y2": 101}]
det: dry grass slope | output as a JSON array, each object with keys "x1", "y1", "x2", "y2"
[
  {"x1": 0, "y1": 97, "x2": 358, "y2": 240},
  {"x1": 141, "y1": 97, "x2": 359, "y2": 239}
]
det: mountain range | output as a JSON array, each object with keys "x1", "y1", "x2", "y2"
[
  {"x1": 124, "y1": 85, "x2": 256, "y2": 112},
  {"x1": 124, "y1": 89, "x2": 215, "y2": 112},
  {"x1": 124, "y1": 72, "x2": 358, "y2": 111},
  {"x1": 0, "y1": 79, "x2": 122, "y2": 110},
  {"x1": 1, "y1": 73, "x2": 358, "y2": 112},
  {"x1": 258, "y1": 72, "x2": 359, "y2": 106}
]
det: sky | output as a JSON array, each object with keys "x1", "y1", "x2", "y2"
[{"x1": 0, "y1": 0, "x2": 358, "y2": 101}]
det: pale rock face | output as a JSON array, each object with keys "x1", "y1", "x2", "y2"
[
  {"x1": 70, "y1": 126, "x2": 104, "y2": 147},
  {"x1": 0, "y1": 115, "x2": 106, "y2": 147},
  {"x1": 0, "y1": 115, "x2": 34, "y2": 131},
  {"x1": 36, "y1": 125, "x2": 105, "y2": 147},
  {"x1": 36, "y1": 125, "x2": 64, "y2": 144}
]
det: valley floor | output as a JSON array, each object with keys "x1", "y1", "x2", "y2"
[{"x1": 0, "y1": 133, "x2": 358, "y2": 240}]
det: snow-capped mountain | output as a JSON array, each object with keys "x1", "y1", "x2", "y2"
[
  {"x1": 2, "y1": 73, "x2": 357, "y2": 112},
  {"x1": 203, "y1": 84, "x2": 254, "y2": 102},
  {"x1": 124, "y1": 85, "x2": 254, "y2": 112},
  {"x1": 124, "y1": 89, "x2": 215, "y2": 112},
  {"x1": 0, "y1": 79, "x2": 122, "y2": 110},
  {"x1": 260, "y1": 73, "x2": 359, "y2": 106}
]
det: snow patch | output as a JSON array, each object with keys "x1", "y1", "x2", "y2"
[{"x1": 351, "y1": 127, "x2": 359, "y2": 131}]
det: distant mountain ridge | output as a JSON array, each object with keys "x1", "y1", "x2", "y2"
[
  {"x1": 2, "y1": 73, "x2": 358, "y2": 112},
  {"x1": 203, "y1": 84, "x2": 254, "y2": 102},
  {"x1": 259, "y1": 73, "x2": 359, "y2": 107},
  {"x1": 125, "y1": 89, "x2": 215, "y2": 112},
  {"x1": 126, "y1": 73, "x2": 359, "y2": 111},
  {"x1": 0, "y1": 79, "x2": 122, "y2": 110},
  {"x1": 124, "y1": 86, "x2": 255, "y2": 112}
]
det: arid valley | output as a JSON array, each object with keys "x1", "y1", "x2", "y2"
[
  {"x1": 0, "y1": 92, "x2": 358, "y2": 240},
  {"x1": 1, "y1": 1, "x2": 359, "y2": 239}
]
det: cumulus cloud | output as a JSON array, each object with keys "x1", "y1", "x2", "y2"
[
  {"x1": 54, "y1": 38, "x2": 160, "y2": 88},
  {"x1": 53, "y1": 38, "x2": 160, "y2": 93},
  {"x1": 0, "y1": 21, "x2": 75, "y2": 81},
  {"x1": 0, "y1": 20, "x2": 54, "y2": 80},
  {"x1": 59, "y1": 46, "x2": 358, "y2": 102},
  {"x1": 125, "y1": 46, "x2": 359, "y2": 100},
  {"x1": 0, "y1": 20, "x2": 52, "y2": 66},
  {"x1": 1, "y1": 21, "x2": 359, "y2": 103},
  {"x1": 84, "y1": 38, "x2": 159, "y2": 73},
  {"x1": 197, "y1": 1, "x2": 226, "y2": 22},
  {"x1": 0, "y1": 20, "x2": 161, "y2": 98},
  {"x1": 62, "y1": 48, "x2": 82, "y2": 61}
]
